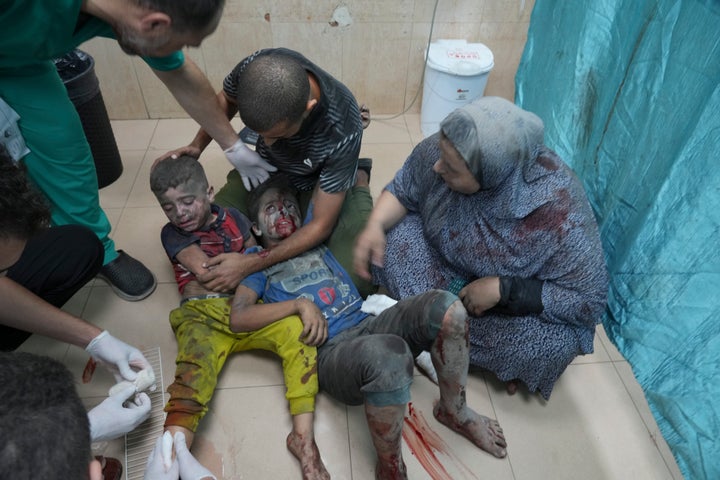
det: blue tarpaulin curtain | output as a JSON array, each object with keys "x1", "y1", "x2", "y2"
[{"x1": 515, "y1": 1, "x2": 720, "y2": 478}]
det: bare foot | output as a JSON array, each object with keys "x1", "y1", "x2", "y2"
[
  {"x1": 375, "y1": 454, "x2": 407, "y2": 480},
  {"x1": 287, "y1": 431, "x2": 330, "y2": 480},
  {"x1": 506, "y1": 379, "x2": 519, "y2": 395},
  {"x1": 433, "y1": 403, "x2": 507, "y2": 458},
  {"x1": 360, "y1": 104, "x2": 371, "y2": 129}
]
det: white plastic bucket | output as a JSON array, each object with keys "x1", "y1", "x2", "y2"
[{"x1": 420, "y1": 39, "x2": 494, "y2": 137}]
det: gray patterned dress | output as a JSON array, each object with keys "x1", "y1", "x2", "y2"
[{"x1": 373, "y1": 97, "x2": 608, "y2": 399}]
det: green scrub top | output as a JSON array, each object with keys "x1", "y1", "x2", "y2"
[{"x1": 0, "y1": 0, "x2": 184, "y2": 71}]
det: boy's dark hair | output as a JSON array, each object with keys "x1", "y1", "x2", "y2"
[
  {"x1": 246, "y1": 175, "x2": 299, "y2": 224},
  {"x1": 0, "y1": 352, "x2": 92, "y2": 480},
  {"x1": 139, "y1": 0, "x2": 225, "y2": 33},
  {"x1": 235, "y1": 52, "x2": 310, "y2": 132},
  {"x1": 0, "y1": 146, "x2": 50, "y2": 241},
  {"x1": 150, "y1": 155, "x2": 209, "y2": 196}
]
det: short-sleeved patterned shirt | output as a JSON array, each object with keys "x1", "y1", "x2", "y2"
[
  {"x1": 223, "y1": 48, "x2": 363, "y2": 194},
  {"x1": 161, "y1": 204, "x2": 252, "y2": 294}
]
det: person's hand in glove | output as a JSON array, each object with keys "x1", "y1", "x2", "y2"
[
  {"x1": 87, "y1": 384, "x2": 151, "y2": 441},
  {"x1": 85, "y1": 330, "x2": 151, "y2": 382},
  {"x1": 174, "y1": 431, "x2": 217, "y2": 480},
  {"x1": 224, "y1": 139, "x2": 277, "y2": 190},
  {"x1": 144, "y1": 432, "x2": 179, "y2": 480}
]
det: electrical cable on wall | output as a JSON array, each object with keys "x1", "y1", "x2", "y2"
[{"x1": 378, "y1": 0, "x2": 440, "y2": 120}]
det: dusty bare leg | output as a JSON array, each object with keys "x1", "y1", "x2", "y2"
[
  {"x1": 431, "y1": 300, "x2": 508, "y2": 458},
  {"x1": 365, "y1": 403, "x2": 407, "y2": 480},
  {"x1": 287, "y1": 412, "x2": 330, "y2": 480}
]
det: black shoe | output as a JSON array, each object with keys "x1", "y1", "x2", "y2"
[{"x1": 97, "y1": 250, "x2": 157, "y2": 301}]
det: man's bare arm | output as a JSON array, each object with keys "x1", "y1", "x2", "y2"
[{"x1": 152, "y1": 58, "x2": 238, "y2": 150}]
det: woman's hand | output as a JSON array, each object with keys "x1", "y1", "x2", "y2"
[
  {"x1": 458, "y1": 276, "x2": 501, "y2": 317},
  {"x1": 353, "y1": 220, "x2": 387, "y2": 280}
]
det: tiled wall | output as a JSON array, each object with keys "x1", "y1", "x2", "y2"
[{"x1": 80, "y1": 0, "x2": 535, "y2": 119}]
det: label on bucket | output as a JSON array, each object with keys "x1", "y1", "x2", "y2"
[{"x1": 426, "y1": 39, "x2": 494, "y2": 76}]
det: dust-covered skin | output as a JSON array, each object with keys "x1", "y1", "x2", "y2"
[
  {"x1": 431, "y1": 300, "x2": 507, "y2": 458},
  {"x1": 365, "y1": 403, "x2": 408, "y2": 480},
  {"x1": 286, "y1": 412, "x2": 330, "y2": 480}
]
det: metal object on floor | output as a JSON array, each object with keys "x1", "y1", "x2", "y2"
[{"x1": 124, "y1": 347, "x2": 166, "y2": 480}]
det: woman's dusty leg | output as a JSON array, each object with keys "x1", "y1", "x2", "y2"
[
  {"x1": 287, "y1": 412, "x2": 330, "y2": 480},
  {"x1": 431, "y1": 300, "x2": 508, "y2": 458},
  {"x1": 365, "y1": 403, "x2": 407, "y2": 480}
]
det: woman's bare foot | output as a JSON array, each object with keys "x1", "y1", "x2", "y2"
[
  {"x1": 287, "y1": 431, "x2": 330, "y2": 480},
  {"x1": 433, "y1": 403, "x2": 507, "y2": 458},
  {"x1": 375, "y1": 454, "x2": 407, "y2": 480}
]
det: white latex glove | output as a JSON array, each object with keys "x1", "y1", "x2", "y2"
[
  {"x1": 361, "y1": 295, "x2": 438, "y2": 384},
  {"x1": 144, "y1": 432, "x2": 179, "y2": 480},
  {"x1": 85, "y1": 330, "x2": 151, "y2": 382},
  {"x1": 87, "y1": 384, "x2": 152, "y2": 441},
  {"x1": 174, "y1": 431, "x2": 217, "y2": 480},
  {"x1": 224, "y1": 139, "x2": 277, "y2": 190}
]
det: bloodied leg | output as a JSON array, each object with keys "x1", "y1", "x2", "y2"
[{"x1": 430, "y1": 299, "x2": 507, "y2": 458}]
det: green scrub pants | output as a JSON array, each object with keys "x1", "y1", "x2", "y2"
[{"x1": 0, "y1": 61, "x2": 117, "y2": 264}]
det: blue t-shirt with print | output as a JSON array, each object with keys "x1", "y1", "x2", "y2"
[{"x1": 241, "y1": 245, "x2": 367, "y2": 340}]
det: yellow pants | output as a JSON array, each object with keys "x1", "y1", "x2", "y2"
[{"x1": 164, "y1": 297, "x2": 318, "y2": 432}]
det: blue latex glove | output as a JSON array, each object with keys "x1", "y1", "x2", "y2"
[
  {"x1": 87, "y1": 384, "x2": 151, "y2": 441},
  {"x1": 224, "y1": 139, "x2": 277, "y2": 190},
  {"x1": 175, "y1": 432, "x2": 217, "y2": 480},
  {"x1": 144, "y1": 432, "x2": 179, "y2": 480},
  {"x1": 85, "y1": 330, "x2": 151, "y2": 382}
]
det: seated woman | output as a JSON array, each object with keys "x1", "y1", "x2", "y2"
[{"x1": 354, "y1": 96, "x2": 608, "y2": 399}]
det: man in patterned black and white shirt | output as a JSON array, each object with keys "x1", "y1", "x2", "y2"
[{"x1": 165, "y1": 48, "x2": 376, "y2": 298}]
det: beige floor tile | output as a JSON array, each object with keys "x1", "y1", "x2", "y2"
[
  {"x1": 614, "y1": 362, "x2": 684, "y2": 480},
  {"x1": 597, "y1": 322, "x2": 626, "y2": 361},
  {"x1": 150, "y1": 118, "x2": 203, "y2": 151},
  {"x1": 191, "y1": 387, "x2": 351, "y2": 479},
  {"x1": 98, "y1": 150, "x2": 145, "y2": 209},
  {"x1": 571, "y1": 332, "x2": 612, "y2": 364},
  {"x1": 108, "y1": 206, "x2": 177, "y2": 285},
  {"x1": 404, "y1": 113, "x2": 426, "y2": 145},
  {"x1": 362, "y1": 116, "x2": 413, "y2": 144},
  {"x1": 491, "y1": 362, "x2": 674, "y2": 480},
  {"x1": 110, "y1": 119, "x2": 158, "y2": 150},
  {"x1": 359, "y1": 143, "x2": 413, "y2": 200},
  {"x1": 214, "y1": 349, "x2": 286, "y2": 390}
]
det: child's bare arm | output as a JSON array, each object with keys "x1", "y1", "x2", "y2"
[
  {"x1": 175, "y1": 244, "x2": 211, "y2": 277},
  {"x1": 230, "y1": 286, "x2": 328, "y2": 346}
]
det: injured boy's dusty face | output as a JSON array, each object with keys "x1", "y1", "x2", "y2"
[
  {"x1": 251, "y1": 187, "x2": 302, "y2": 246},
  {"x1": 156, "y1": 181, "x2": 215, "y2": 233}
]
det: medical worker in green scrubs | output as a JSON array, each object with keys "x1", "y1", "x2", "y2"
[{"x1": 0, "y1": 0, "x2": 275, "y2": 301}]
